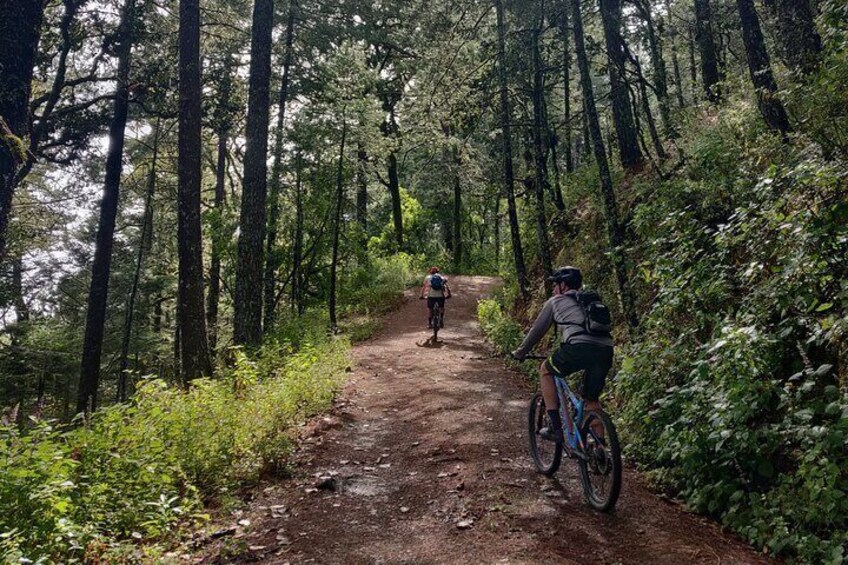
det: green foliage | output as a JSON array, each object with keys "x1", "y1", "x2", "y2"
[
  {"x1": 477, "y1": 298, "x2": 537, "y2": 379},
  {"x1": 610, "y1": 101, "x2": 848, "y2": 562},
  {"x1": 0, "y1": 334, "x2": 351, "y2": 562}
]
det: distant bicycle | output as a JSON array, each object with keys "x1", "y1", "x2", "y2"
[
  {"x1": 524, "y1": 354, "x2": 622, "y2": 512},
  {"x1": 431, "y1": 301, "x2": 443, "y2": 341}
]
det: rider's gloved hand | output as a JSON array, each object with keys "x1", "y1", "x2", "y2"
[{"x1": 510, "y1": 350, "x2": 524, "y2": 361}]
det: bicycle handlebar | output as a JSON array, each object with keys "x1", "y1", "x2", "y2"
[{"x1": 511, "y1": 353, "x2": 547, "y2": 361}]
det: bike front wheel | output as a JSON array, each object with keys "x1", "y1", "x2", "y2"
[
  {"x1": 578, "y1": 409, "x2": 622, "y2": 512},
  {"x1": 527, "y1": 392, "x2": 562, "y2": 476}
]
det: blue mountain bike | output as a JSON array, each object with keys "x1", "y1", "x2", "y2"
[{"x1": 524, "y1": 354, "x2": 622, "y2": 512}]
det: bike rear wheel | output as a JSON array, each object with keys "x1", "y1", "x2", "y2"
[
  {"x1": 432, "y1": 304, "x2": 441, "y2": 340},
  {"x1": 578, "y1": 409, "x2": 622, "y2": 512},
  {"x1": 527, "y1": 392, "x2": 562, "y2": 476}
]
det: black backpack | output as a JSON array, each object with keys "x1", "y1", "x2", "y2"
[
  {"x1": 573, "y1": 290, "x2": 613, "y2": 336},
  {"x1": 430, "y1": 274, "x2": 445, "y2": 291}
]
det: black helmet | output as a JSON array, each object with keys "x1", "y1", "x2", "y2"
[{"x1": 547, "y1": 266, "x2": 583, "y2": 289}]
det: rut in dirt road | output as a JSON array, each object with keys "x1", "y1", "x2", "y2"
[{"x1": 213, "y1": 276, "x2": 768, "y2": 564}]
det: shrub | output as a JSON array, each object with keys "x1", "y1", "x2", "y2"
[{"x1": 0, "y1": 336, "x2": 351, "y2": 562}]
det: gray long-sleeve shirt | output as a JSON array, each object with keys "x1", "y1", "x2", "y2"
[{"x1": 513, "y1": 291, "x2": 613, "y2": 358}]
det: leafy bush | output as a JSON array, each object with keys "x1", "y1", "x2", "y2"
[
  {"x1": 610, "y1": 104, "x2": 848, "y2": 562},
  {"x1": 477, "y1": 298, "x2": 538, "y2": 379},
  {"x1": 0, "y1": 336, "x2": 351, "y2": 562}
]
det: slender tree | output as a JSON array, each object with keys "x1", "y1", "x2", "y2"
[
  {"x1": 763, "y1": 0, "x2": 821, "y2": 77},
  {"x1": 78, "y1": 0, "x2": 136, "y2": 413},
  {"x1": 177, "y1": 0, "x2": 213, "y2": 381},
  {"x1": 291, "y1": 153, "x2": 304, "y2": 314},
  {"x1": 599, "y1": 0, "x2": 644, "y2": 170},
  {"x1": 495, "y1": 0, "x2": 528, "y2": 297},
  {"x1": 571, "y1": 0, "x2": 638, "y2": 330},
  {"x1": 0, "y1": 0, "x2": 44, "y2": 262},
  {"x1": 736, "y1": 0, "x2": 790, "y2": 135},
  {"x1": 207, "y1": 60, "x2": 234, "y2": 357},
  {"x1": 531, "y1": 6, "x2": 553, "y2": 283},
  {"x1": 263, "y1": 0, "x2": 297, "y2": 331},
  {"x1": 355, "y1": 142, "x2": 368, "y2": 233},
  {"x1": 234, "y1": 0, "x2": 275, "y2": 346},
  {"x1": 664, "y1": 0, "x2": 686, "y2": 108},
  {"x1": 452, "y1": 144, "x2": 463, "y2": 268},
  {"x1": 633, "y1": 0, "x2": 673, "y2": 136},
  {"x1": 117, "y1": 118, "x2": 160, "y2": 402},
  {"x1": 694, "y1": 0, "x2": 721, "y2": 101},
  {"x1": 558, "y1": 0, "x2": 574, "y2": 174},
  {"x1": 328, "y1": 118, "x2": 347, "y2": 330}
]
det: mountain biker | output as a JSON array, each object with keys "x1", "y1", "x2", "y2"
[
  {"x1": 511, "y1": 266, "x2": 613, "y2": 446},
  {"x1": 419, "y1": 267, "x2": 452, "y2": 328}
]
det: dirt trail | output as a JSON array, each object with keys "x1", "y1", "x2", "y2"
[{"x1": 204, "y1": 276, "x2": 768, "y2": 564}]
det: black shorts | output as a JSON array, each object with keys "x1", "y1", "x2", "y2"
[
  {"x1": 545, "y1": 343, "x2": 614, "y2": 401},
  {"x1": 427, "y1": 297, "x2": 446, "y2": 309}
]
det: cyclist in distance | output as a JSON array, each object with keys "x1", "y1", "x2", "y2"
[
  {"x1": 511, "y1": 267, "x2": 614, "y2": 445},
  {"x1": 419, "y1": 267, "x2": 452, "y2": 328}
]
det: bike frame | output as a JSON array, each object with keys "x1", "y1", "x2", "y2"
[{"x1": 554, "y1": 374, "x2": 587, "y2": 452}]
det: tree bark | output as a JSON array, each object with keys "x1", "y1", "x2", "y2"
[
  {"x1": 736, "y1": 0, "x2": 790, "y2": 135},
  {"x1": 0, "y1": 0, "x2": 44, "y2": 262},
  {"x1": 329, "y1": 118, "x2": 347, "y2": 330},
  {"x1": 78, "y1": 0, "x2": 135, "y2": 413},
  {"x1": 634, "y1": 0, "x2": 673, "y2": 136},
  {"x1": 599, "y1": 0, "x2": 644, "y2": 171},
  {"x1": 263, "y1": 0, "x2": 296, "y2": 332},
  {"x1": 356, "y1": 142, "x2": 368, "y2": 234},
  {"x1": 495, "y1": 0, "x2": 528, "y2": 298},
  {"x1": 559, "y1": 0, "x2": 575, "y2": 175},
  {"x1": 387, "y1": 151, "x2": 403, "y2": 249},
  {"x1": 452, "y1": 145, "x2": 463, "y2": 268},
  {"x1": 117, "y1": 117, "x2": 160, "y2": 402},
  {"x1": 763, "y1": 0, "x2": 821, "y2": 77},
  {"x1": 234, "y1": 0, "x2": 275, "y2": 347},
  {"x1": 694, "y1": 0, "x2": 721, "y2": 101},
  {"x1": 531, "y1": 12, "x2": 554, "y2": 285},
  {"x1": 177, "y1": 0, "x2": 213, "y2": 382},
  {"x1": 12, "y1": 255, "x2": 29, "y2": 323},
  {"x1": 291, "y1": 154, "x2": 304, "y2": 315},
  {"x1": 207, "y1": 128, "x2": 226, "y2": 356},
  {"x1": 571, "y1": 0, "x2": 638, "y2": 330}
]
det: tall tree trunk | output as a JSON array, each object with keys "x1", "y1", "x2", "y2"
[
  {"x1": 356, "y1": 142, "x2": 368, "y2": 234},
  {"x1": 0, "y1": 0, "x2": 44, "y2": 262},
  {"x1": 329, "y1": 118, "x2": 347, "y2": 330},
  {"x1": 495, "y1": 0, "x2": 528, "y2": 297},
  {"x1": 559, "y1": 0, "x2": 574, "y2": 174},
  {"x1": 599, "y1": 0, "x2": 644, "y2": 171},
  {"x1": 263, "y1": 0, "x2": 296, "y2": 332},
  {"x1": 736, "y1": 0, "x2": 790, "y2": 135},
  {"x1": 291, "y1": 153, "x2": 304, "y2": 314},
  {"x1": 234, "y1": 0, "x2": 275, "y2": 347},
  {"x1": 117, "y1": 117, "x2": 160, "y2": 402},
  {"x1": 694, "y1": 0, "x2": 721, "y2": 101},
  {"x1": 626, "y1": 47, "x2": 667, "y2": 159},
  {"x1": 687, "y1": 25, "x2": 698, "y2": 100},
  {"x1": 77, "y1": 0, "x2": 135, "y2": 414},
  {"x1": 571, "y1": 0, "x2": 638, "y2": 330},
  {"x1": 664, "y1": 0, "x2": 686, "y2": 108},
  {"x1": 763, "y1": 0, "x2": 821, "y2": 77},
  {"x1": 634, "y1": 0, "x2": 673, "y2": 136},
  {"x1": 12, "y1": 255, "x2": 28, "y2": 323},
  {"x1": 207, "y1": 129, "x2": 226, "y2": 356},
  {"x1": 452, "y1": 145, "x2": 463, "y2": 268},
  {"x1": 531, "y1": 12, "x2": 554, "y2": 285},
  {"x1": 177, "y1": 0, "x2": 212, "y2": 382},
  {"x1": 387, "y1": 151, "x2": 403, "y2": 249}
]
